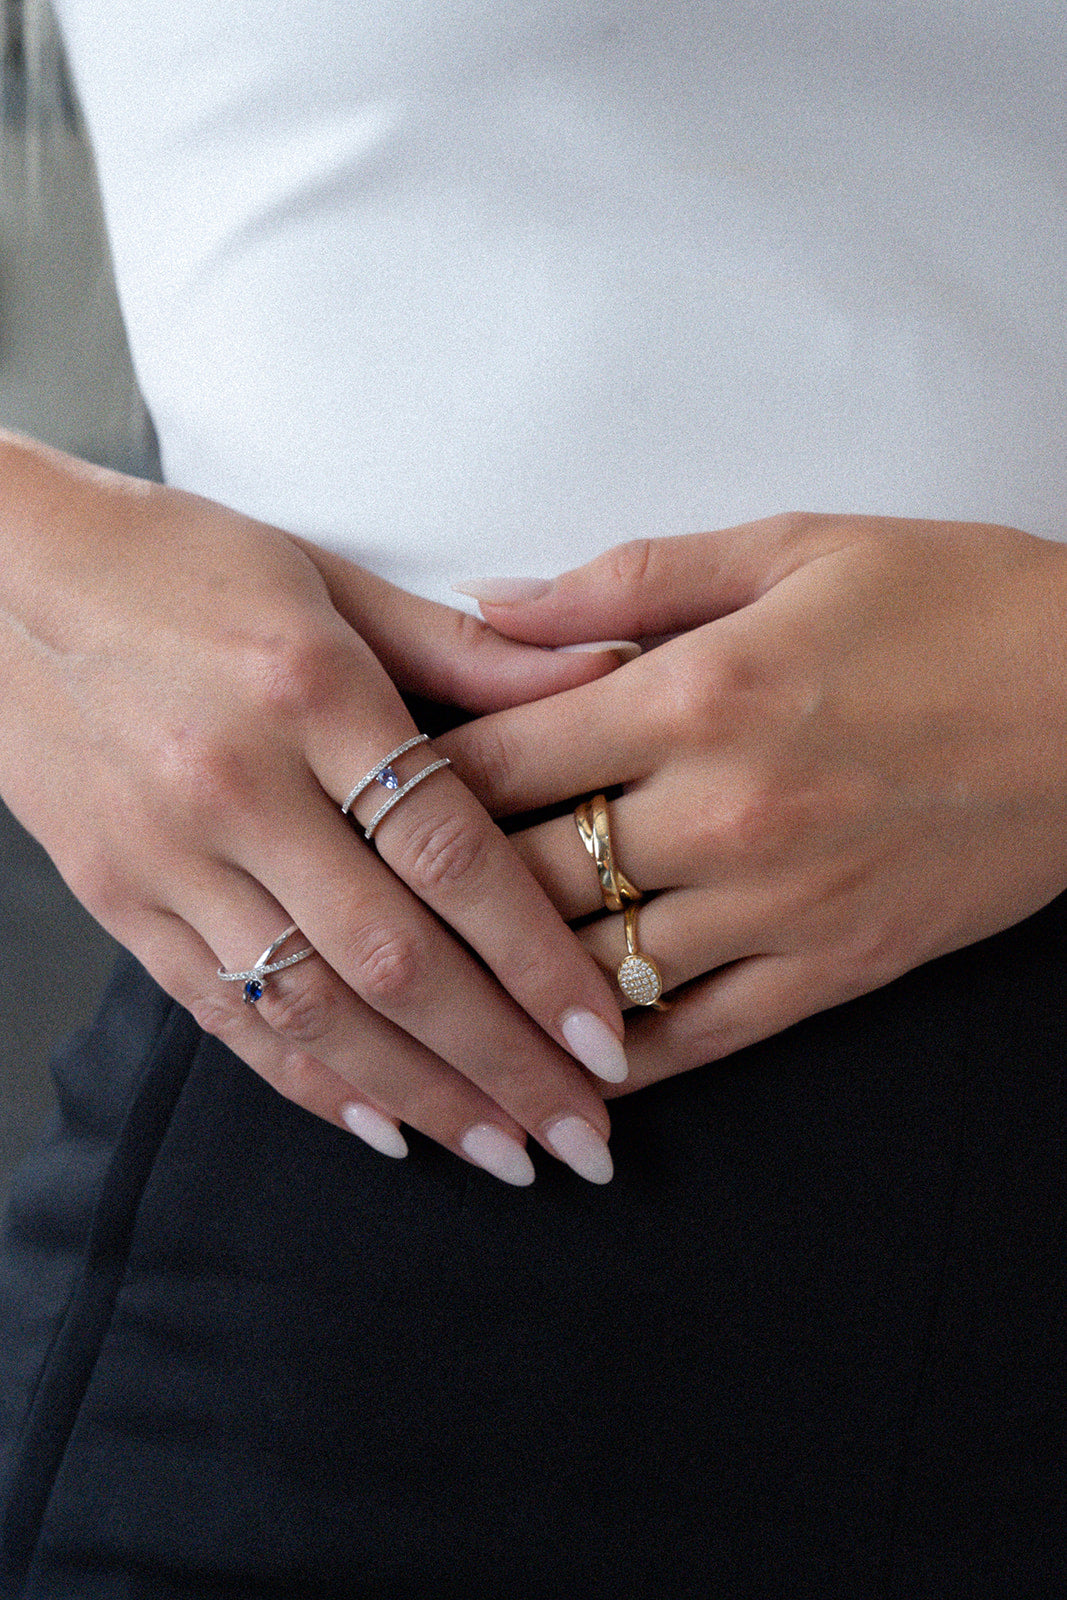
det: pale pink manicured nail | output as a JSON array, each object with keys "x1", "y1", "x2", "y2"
[
  {"x1": 544, "y1": 1116, "x2": 614, "y2": 1185},
  {"x1": 340, "y1": 1103, "x2": 409, "y2": 1159},
  {"x1": 560, "y1": 1009, "x2": 629, "y2": 1084},
  {"x1": 451, "y1": 576, "x2": 552, "y2": 604},
  {"x1": 556, "y1": 640, "x2": 642, "y2": 662},
  {"x1": 461, "y1": 1124, "x2": 536, "y2": 1186}
]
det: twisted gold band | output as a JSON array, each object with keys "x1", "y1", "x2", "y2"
[
  {"x1": 574, "y1": 793, "x2": 642, "y2": 912},
  {"x1": 574, "y1": 792, "x2": 669, "y2": 1009}
]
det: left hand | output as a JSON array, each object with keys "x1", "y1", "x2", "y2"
[{"x1": 442, "y1": 512, "x2": 1067, "y2": 1094}]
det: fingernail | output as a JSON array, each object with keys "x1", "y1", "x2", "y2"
[
  {"x1": 452, "y1": 576, "x2": 551, "y2": 604},
  {"x1": 556, "y1": 640, "x2": 642, "y2": 662},
  {"x1": 461, "y1": 1124, "x2": 536, "y2": 1186},
  {"x1": 560, "y1": 1009, "x2": 629, "y2": 1084},
  {"x1": 544, "y1": 1115, "x2": 614, "y2": 1185},
  {"x1": 340, "y1": 1102, "x2": 409, "y2": 1159}
]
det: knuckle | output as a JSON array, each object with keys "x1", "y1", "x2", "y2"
[
  {"x1": 596, "y1": 536, "x2": 656, "y2": 600},
  {"x1": 186, "y1": 988, "x2": 244, "y2": 1041},
  {"x1": 419, "y1": 609, "x2": 485, "y2": 705},
  {"x1": 247, "y1": 628, "x2": 346, "y2": 722},
  {"x1": 652, "y1": 638, "x2": 759, "y2": 739},
  {"x1": 685, "y1": 1009, "x2": 747, "y2": 1065},
  {"x1": 346, "y1": 921, "x2": 422, "y2": 1006},
  {"x1": 277, "y1": 1047, "x2": 329, "y2": 1105},
  {"x1": 63, "y1": 847, "x2": 126, "y2": 925},
  {"x1": 769, "y1": 509, "x2": 823, "y2": 541},
  {"x1": 840, "y1": 915, "x2": 906, "y2": 984},
  {"x1": 152, "y1": 725, "x2": 252, "y2": 820},
  {"x1": 707, "y1": 768, "x2": 784, "y2": 862},
  {"x1": 457, "y1": 717, "x2": 521, "y2": 810},
  {"x1": 254, "y1": 630, "x2": 347, "y2": 720},
  {"x1": 259, "y1": 965, "x2": 339, "y2": 1044},
  {"x1": 399, "y1": 808, "x2": 491, "y2": 895}
]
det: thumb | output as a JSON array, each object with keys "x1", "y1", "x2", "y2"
[
  {"x1": 303, "y1": 542, "x2": 640, "y2": 712},
  {"x1": 452, "y1": 515, "x2": 839, "y2": 645}
]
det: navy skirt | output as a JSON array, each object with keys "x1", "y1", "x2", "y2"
[{"x1": 1, "y1": 896, "x2": 1064, "y2": 1598}]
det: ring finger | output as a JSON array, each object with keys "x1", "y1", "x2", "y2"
[{"x1": 509, "y1": 775, "x2": 721, "y2": 919}]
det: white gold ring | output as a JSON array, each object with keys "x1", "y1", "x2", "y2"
[
  {"x1": 218, "y1": 924, "x2": 315, "y2": 1005},
  {"x1": 361, "y1": 758, "x2": 452, "y2": 840},
  {"x1": 340, "y1": 733, "x2": 452, "y2": 842},
  {"x1": 340, "y1": 734, "x2": 430, "y2": 815}
]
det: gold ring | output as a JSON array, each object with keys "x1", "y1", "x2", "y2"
[
  {"x1": 574, "y1": 793, "x2": 643, "y2": 912},
  {"x1": 618, "y1": 902, "x2": 668, "y2": 1009}
]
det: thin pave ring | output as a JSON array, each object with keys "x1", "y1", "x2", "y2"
[
  {"x1": 363, "y1": 758, "x2": 452, "y2": 841},
  {"x1": 341, "y1": 734, "x2": 430, "y2": 815},
  {"x1": 218, "y1": 924, "x2": 315, "y2": 1005}
]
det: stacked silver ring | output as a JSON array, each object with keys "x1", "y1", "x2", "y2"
[
  {"x1": 218, "y1": 924, "x2": 315, "y2": 1005},
  {"x1": 341, "y1": 732, "x2": 451, "y2": 841}
]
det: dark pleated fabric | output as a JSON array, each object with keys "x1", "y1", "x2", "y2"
[{"x1": 1, "y1": 896, "x2": 1064, "y2": 1599}]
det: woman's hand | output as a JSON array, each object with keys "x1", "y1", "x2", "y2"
[
  {"x1": 0, "y1": 431, "x2": 630, "y2": 1184},
  {"x1": 445, "y1": 512, "x2": 1067, "y2": 1094}
]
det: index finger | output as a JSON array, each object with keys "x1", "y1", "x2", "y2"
[{"x1": 436, "y1": 659, "x2": 657, "y2": 817}]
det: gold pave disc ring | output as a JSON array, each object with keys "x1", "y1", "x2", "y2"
[
  {"x1": 574, "y1": 793, "x2": 643, "y2": 912},
  {"x1": 618, "y1": 902, "x2": 668, "y2": 1009}
]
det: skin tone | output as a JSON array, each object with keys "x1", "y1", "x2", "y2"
[
  {"x1": 0, "y1": 430, "x2": 634, "y2": 1187},
  {"x1": 6, "y1": 442, "x2": 1066, "y2": 1173},
  {"x1": 446, "y1": 512, "x2": 1067, "y2": 1096}
]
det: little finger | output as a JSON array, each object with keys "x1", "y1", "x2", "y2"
[
  {"x1": 184, "y1": 893, "x2": 613, "y2": 1184},
  {"x1": 576, "y1": 886, "x2": 780, "y2": 1004},
  {"x1": 141, "y1": 909, "x2": 550, "y2": 1183},
  {"x1": 604, "y1": 950, "x2": 872, "y2": 1096}
]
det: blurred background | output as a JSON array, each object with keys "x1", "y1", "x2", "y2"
[{"x1": 1, "y1": 0, "x2": 158, "y2": 1203}]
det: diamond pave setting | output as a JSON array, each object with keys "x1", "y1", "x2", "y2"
[{"x1": 617, "y1": 954, "x2": 663, "y2": 1007}]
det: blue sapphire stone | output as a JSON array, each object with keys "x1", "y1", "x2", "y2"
[
  {"x1": 376, "y1": 766, "x2": 401, "y2": 791},
  {"x1": 243, "y1": 979, "x2": 263, "y2": 1005}
]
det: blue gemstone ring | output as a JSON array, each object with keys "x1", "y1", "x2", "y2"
[
  {"x1": 218, "y1": 924, "x2": 315, "y2": 1005},
  {"x1": 340, "y1": 733, "x2": 431, "y2": 816},
  {"x1": 340, "y1": 732, "x2": 452, "y2": 842}
]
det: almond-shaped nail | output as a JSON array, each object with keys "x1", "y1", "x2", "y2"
[
  {"x1": 452, "y1": 576, "x2": 551, "y2": 604},
  {"x1": 544, "y1": 1115, "x2": 614, "y2": 1184},
  {"x1": 560, "y1": 1008, "x2": 629, "y2": 1084},
  {"x1": 461, "y1": 1124, "x2": 536, "y2": 1186},
  {"x1": 341, "y1": 1102, "x2": 409, "y2": 1159},
  {"x1": 556, "y1": 640, "x2": 642, "y2": 662}
]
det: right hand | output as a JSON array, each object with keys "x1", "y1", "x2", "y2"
[{"x1": 0, "y1": 432, "x2": 627, "y2": 1185}]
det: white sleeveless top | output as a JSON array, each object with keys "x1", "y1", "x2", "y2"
[{"x1": 54, "y1": 0, "x2": 1067, "y2": 603}]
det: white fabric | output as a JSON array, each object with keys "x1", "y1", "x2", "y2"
[{"x1": 54, "y1": 0, "x2": 1067, "y2": 603}]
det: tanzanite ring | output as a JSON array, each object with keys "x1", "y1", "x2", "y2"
[
  {"x1": 340, "y1": 732, "x2": 452, "y2": 843},
  {"x1": 218, "y1": 924, "x2": 315, "y2": 1005}
]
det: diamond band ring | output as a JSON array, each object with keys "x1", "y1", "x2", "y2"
[
  {"x1": 340, "y1": 733, "x2": 452, "y2": 841},
  {"x1": 341, "y1": 734, "x2": 430, "y2": 815},
  {"x1": 218, "y1": 924, "x2": 315, "y2": 1005}
]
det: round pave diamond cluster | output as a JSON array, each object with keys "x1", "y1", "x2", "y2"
[{"x1": 617, "y1": 954, "x2": 663, "y2": 1007}]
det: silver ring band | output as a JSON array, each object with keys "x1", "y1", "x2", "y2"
[
  {"x1": 218, "y1": 923, "x2": 315, "y2": 1004},
  {"x1": 363, "y1": 758, "x2": 452, "y2": 840},
  {"x1": 340, "y1": 734, "x2": 430, "y2": 815}
]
